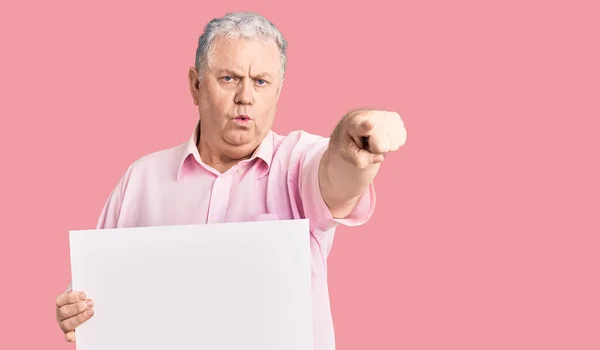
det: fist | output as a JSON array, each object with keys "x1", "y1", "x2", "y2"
[{"x1": 333, "y1": 109, "x2": 407, "y2": 168}]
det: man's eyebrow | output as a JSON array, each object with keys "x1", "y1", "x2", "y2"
[
  {"x1": 217, "y1": 69, "x2": 275, "y2": 80},
  {"x1": 217, "y1": 69, "x2": 242, "y2": 76},
  {"x1": 252, "y1": 72, "x2": 275, "y2": 80}
]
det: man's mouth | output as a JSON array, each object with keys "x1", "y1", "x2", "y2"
[{"x1": 234, "y1": 115, "x2": 251, "y2": 121}]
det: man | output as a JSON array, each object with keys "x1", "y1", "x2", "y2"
[{"x1": 55, "y1": 11, "x2": 407, "y2": 350}]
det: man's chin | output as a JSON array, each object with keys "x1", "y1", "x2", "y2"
[{"x1": 222, "y1": 130, "x2": 256, "y2": 147}]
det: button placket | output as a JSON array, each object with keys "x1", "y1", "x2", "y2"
[{"x1": 206, "y1": 173, "x2": 233, "y2": 224}]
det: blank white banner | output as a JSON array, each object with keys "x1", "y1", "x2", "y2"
[{"x1": 69, "y1": 219, "x2": 313, "y2": 350}]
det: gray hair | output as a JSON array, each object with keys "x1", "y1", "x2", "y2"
[{"x1": 194, "y1": 12, "x2": 288, "y2": 84}]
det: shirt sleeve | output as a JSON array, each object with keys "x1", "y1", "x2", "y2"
[
  {"x1": 298, "y1": 135, "x2": 377, "y2": 238},
  {"x1": 95, "y1": 163, "x2": 135, "y2": 230}
]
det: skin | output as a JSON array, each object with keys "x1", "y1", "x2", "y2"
[
  {"x1": 320, "y1": 109, "x2": 407, "y2": 217},
  {"x1": 190, "y1": 35, "x2": 283, "y2": 173},
  {"x1": 55, "y1": 34, "x2": 407, "y2": 342},
  {"x1": 56, "y1": 291, "x2": 94, "y2": 342}
]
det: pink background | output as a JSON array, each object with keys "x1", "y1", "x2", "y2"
[{"x1": 1, "y1": 0, "x2": 599, "y2": 349}]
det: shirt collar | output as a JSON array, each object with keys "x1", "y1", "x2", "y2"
[{"x1": 176, "y1": 121, "x2": 274, "y2": 180}]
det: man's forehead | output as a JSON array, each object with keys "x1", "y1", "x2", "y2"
[{"x1": 209, "y1": 36, "x2": 280, "y2": 73}]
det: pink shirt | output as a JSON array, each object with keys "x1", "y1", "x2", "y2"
[{"x1": 94, "y1": 122, "x2": 376, "y2": 350}]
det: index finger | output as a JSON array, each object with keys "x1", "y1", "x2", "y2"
[{"x1": 56, "y1": 291, "x2": 86, "y2": 307}]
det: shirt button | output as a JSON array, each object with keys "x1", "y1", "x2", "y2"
[{"x1": 237, "y1": 168, "x2": 244, "y2": 174}]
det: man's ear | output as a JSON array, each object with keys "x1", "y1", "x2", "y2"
[{"x1": 188, "y1": 67, "x2": 200, "y2": 106}]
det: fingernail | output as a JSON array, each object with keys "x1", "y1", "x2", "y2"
[
  {"x1": 87, "y1": 309, "x2": 94, "y2": 317},
  {"x1": 79, "y1": 292, "x2": 86, "y2": 300},
  {"x1": 87, "y1": 300, "x2": 94, "y2": 308}
]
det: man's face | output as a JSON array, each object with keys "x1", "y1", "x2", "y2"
[{"x1": 188, "y1": 35, "x2": 282, "y2": 159}]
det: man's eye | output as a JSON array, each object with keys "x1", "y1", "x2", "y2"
[
  {"x1": 256, "y1": 79, "x2": 267, "y2": 85},
  {"x1": 223, "y1": 76, "x2": 234, "y2": 82}
]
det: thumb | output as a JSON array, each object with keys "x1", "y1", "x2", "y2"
[
  {"x1": 347, "y1": 138, "x2": 384, "y2": 168},
  {"x1": 348, "y1": 120, "x2": 374, "y2": 150},
  {"x1": 65, "y1": 331, "x2": 76, "y2": 342}
]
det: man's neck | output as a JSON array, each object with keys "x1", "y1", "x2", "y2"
[{"x1": 197, "y1": 140, "x2": 254, "y2": 174}]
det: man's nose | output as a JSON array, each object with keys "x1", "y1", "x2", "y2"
[{"x1": 234, "y1": 80, "x2": 254, "y2": 105}]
